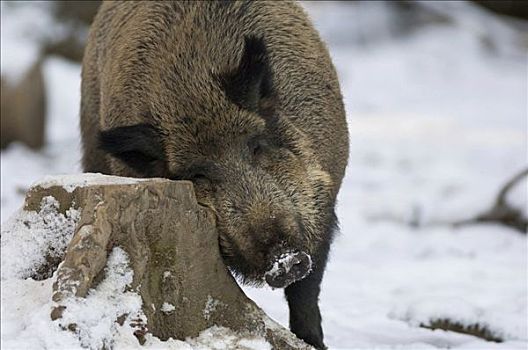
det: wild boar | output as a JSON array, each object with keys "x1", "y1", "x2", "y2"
[{"x1": 81, "y1": 2, "x2": 348, "y2": 348}]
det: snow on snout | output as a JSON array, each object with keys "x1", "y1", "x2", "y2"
[{"x1": 264, "y1": 251, "x2": 312, "y2": 288}]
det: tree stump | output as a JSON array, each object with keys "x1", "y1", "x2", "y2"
[{"x1": 24, "y1": 174, "x2": 311, "y2": 349}]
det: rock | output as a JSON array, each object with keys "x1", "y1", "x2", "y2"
[
  {"x1": 23, "y1": 174, "x2": 311, "y2": 349},
  {"x1": 1, "y1": 60, "x2": 46, "y2": 149}
]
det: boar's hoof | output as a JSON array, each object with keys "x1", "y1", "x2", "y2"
[{"x1": 265, "y1": 251, "x2": 312, "y2": 288}]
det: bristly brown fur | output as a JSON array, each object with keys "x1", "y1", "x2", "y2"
[{"x1": 80, "y1": 2, "x2": 348, "y2": 349}]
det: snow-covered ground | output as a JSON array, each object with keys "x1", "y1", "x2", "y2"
[{"x1": 1, "y1": 2, "x2": 527, "y2": 349}]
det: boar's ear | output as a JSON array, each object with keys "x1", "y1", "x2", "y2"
[
  {"x1": 220, "y1": 36, "x2": 277, "y2": 117},
  {"x1": 98, "y1": 124, "x2": 165, "y2": 174}
]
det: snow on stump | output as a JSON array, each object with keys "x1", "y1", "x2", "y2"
[{"x1": 19, "y1": 174, "x2": 311, "y2": 349}]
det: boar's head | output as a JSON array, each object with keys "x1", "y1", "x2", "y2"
[{"x1": 99, "y1": 37, "x2": 334, "y2": 287}]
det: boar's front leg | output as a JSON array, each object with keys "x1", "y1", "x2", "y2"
[{"x1": 284, "y1": 241, "x2": 330, "y2": 350}]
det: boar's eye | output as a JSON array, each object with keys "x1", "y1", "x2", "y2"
[
  {"x1": 190, "y1": 173, "x2": 211, "y2": 187},
  {"x1": 248, "y1": 136, "x2": 269, "y2": 158},
  {"x1": 173, "y1": 162, "x2": 217, "y2": 188}
]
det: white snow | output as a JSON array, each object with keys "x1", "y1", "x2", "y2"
[
  {"x1": 1, "y1": 245, "x2": 271, "y2": 350},
  {"x1": 264, "y1": 251, "x2": 313, "y2": 285},
  {"x1": 389, "y1": 296, "x2": 523, "y2": 341},
  {"x1": 1, "y1": 195, "x2": 80, "y2": 280},
  {"x1": 203, "y1": 295, "x2": 223, "y2": 321},
  {"x1": 185, "y1": 326, "x2": 271, "y2": 350},
  {"x1": 1, "y1": 247, "x2": 143, "y2": 350},
  {"x1": 266, "y1": 256, "x2": 285, "y2": 277},
  {"x1": 265, "y1": 251, "x2": 296, "y2": 277},
  {"x1": 1, "y1": 2, "x2": 527, "y2": 349},
  {"x1": 161, "y1": 302, "x2": 176, "y2": 313},
  {"x1": 36, "y1": 173, "x2": 150, "y2": 193},
  {"x1": 55, "y1": 247, "x2": 142, "y2": 349}
]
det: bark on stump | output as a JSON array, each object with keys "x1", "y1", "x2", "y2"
[{"x1": 25, "y1": 175, "x2": 310, "y2": 349}]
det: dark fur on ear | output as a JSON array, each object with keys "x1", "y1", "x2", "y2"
[
  {"x1": 98, "y1": 123, "x2": 165, "y2": 175},
  {"x1": 220, "y1": 36, "x2": 277, "y2": 117}
]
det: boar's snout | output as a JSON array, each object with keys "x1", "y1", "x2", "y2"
[{"x1": 265, "y1": 251, "x2": 312, "y2": 288}]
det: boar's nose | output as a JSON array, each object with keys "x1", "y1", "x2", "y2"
[{"x1": 265, "y1": 251, "x2": 312, "y2": 288}]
